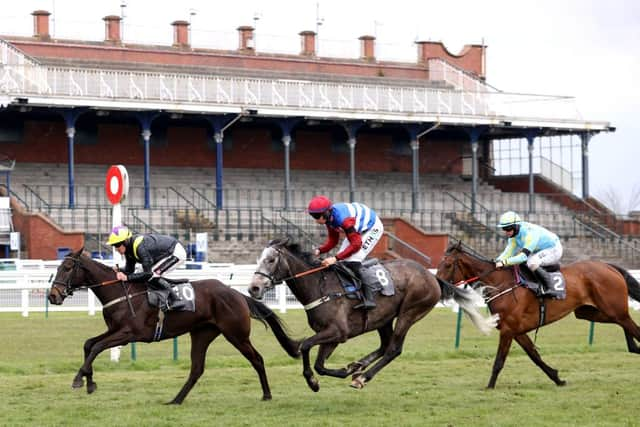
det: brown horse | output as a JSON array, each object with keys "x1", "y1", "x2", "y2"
[
  {"x1": 247, "y1": 238, "x2": 498, "y2": 390},
  {"x1": 436, "y1": 240, "x2": 640, "y2": 388},
  {"x1": 48, "y1": 248, "x2": 300, "y2": 403}
]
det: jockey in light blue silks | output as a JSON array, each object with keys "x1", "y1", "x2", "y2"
[
  {"x1": 495, "y1": 211, "x2": 563, "y2": 293},
  {"x1": 307, "y1": 195, "x2": 384, "y2": 310}
]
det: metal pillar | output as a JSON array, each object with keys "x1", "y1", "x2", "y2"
[
  {"x1": 524, "y1": 130, "x2": 539, "y2": 214},
  {"x1": 66, "y1": 127, "x2": 76, "y2": 208},
  {"x1": 206, "y1": 113, "x2": 245, "y2": 210},
  {"x1": 343, "y1": 122, "x2": 363, "y2": 204},
  {"x1": 141, "y1": 129, "x2": 151, "y2": 209},
  {"x1": 282, "y1": 134, "x2": 291, "y2": 210},
  {"x1": 465, "y1": 127, "x2": 485, "y2": 215},
  {"x1": 214, "y1": 131, "x2": 224, "y2": 208},
  {"x1": 410, "y1": 138, "x2": 419, "y2": 212},
  {"x1": 581, "y1": 132, "x2": 593, "y2": 199},
  {"x1": 60, "y1": 108, "x2": 86, "y2": 209}
]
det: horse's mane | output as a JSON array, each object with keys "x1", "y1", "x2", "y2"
[
  {"x1": 270, "y1": 238, "x2": 321, "y2": 267},
  {"x1": 446, "y1": 242, "x2": 493, "y2": 264},
  {"x1": 79, "y1": 252, "x2": 117, "y2": 274}
]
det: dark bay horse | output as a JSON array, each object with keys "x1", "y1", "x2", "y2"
[
  {"x1": 247, "y1": 238, "x2": 498, "y2": 390},
  {"x1": 436, "y1": 241, "x2": 640, "y2": 388},
  {"x1": 48, "y1": 248, "x2": 300, "y2": 403}
]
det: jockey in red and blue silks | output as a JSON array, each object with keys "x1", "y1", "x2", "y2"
[{"x1": 307, "y1": 195, "x2": 384, "y2": 309}]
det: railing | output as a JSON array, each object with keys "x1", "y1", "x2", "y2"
[
  {"x1": 385, "y1": 232, "x2": 432, "y2": 267},
  {"x1": 0, "y1": 262, "x2": 300, "y2": 316},
  {"x1": 0, "y1": 38, "x2": 599, "y2": 126}
]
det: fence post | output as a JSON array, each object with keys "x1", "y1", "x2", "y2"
[
  {"x1": 277, "y1": 284, "x2": 287, "y2": 313},
  {"x1": 21, "y1": 288, "x2": 29, "y2": 317},
  {"x1": 88, "y1": 289, "x2": 96, "y2": 316}
]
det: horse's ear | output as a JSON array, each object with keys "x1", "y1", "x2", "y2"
[{"x1": 73, "y1": 247, "x2": 84, "y2": 257}]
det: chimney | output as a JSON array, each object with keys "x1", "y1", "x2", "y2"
[
  {"x1": 171, "y1": 20, "x2": 190, "y2": 48},
  {"x1": 299, "y1": 31, "x2": 316, "y2": 56},
  {"x1": 415, "y1": 41, "x2": 430, "y2": 64},
  {"x1": 32, "y1": 10, "x2": 51, "y2": 40},
  {"x1": 103, "y1": 15, "x2": 122, "y2": 44},
  {"x1": 237, "y1": 26, "x2": 255, "y2": 52},
  {"x1": 359, "y1": 35, "x2": 375, "y2": 61}
]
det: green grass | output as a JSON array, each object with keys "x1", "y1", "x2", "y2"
[{"x1": 1, "y1": 309, "x2": 640, "y2": 426}]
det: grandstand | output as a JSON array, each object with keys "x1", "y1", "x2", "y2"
[{"x1": 0, "y1": 9, "x2": 638, "y2": 267}]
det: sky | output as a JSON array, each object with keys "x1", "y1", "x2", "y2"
[{"x1": 1, "y1": 0, "x2": 639, "y2": 212}]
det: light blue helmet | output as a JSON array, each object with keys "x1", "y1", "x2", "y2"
[{"x1": 497, "y1": 211, "x2": 522, "y2": 228}]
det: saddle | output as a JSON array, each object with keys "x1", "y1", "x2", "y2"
[{"x1": 514, "y1": 264, "x2": 566, "y2": 300}]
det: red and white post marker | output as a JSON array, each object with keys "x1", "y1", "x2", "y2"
[{"x1": 105, "y1": 165, "x2": 129, "y2": 362}]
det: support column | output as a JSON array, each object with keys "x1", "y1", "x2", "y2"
[
  {"x1": 343, "y1": 122, "x2": 363, "y2": 204},
  {"x1": 141, "y1": 129, "x2": 151, "y2": 209},
  {"x1": 134, "y1": 112, "x2": 159, "y2": 210},
  {"x1": 276, "y1": 118, "x2": 300, "y2": 211},
  {"x1": 410, "y1": 139, "x2": 420, "y2": 212},
  {"x1": 464, "y1": 127, "x2": 486, "y2": 215},
  {"x1": 282, "y1": 134, "x2": 291, "y2": 210},
  {"x1": 214, "y1": 131, "x2": 224, "y2": 208},
  {"x1": 206, "y1": 112, "x2": 247, "y2": 210},
  {"x1": 581, "y1": 132, "x2": 592, "y2": 199},
  {"x1": 60, "y1": 108, "x2": 86, "y2": 209},
  {"x1": 66, "y1": 127, "x2": 76, "y2": 208},
  {"x1": 347, "y1": 136, "x2": 356, "y2": 203},
  {"x1": 524, "y1": 130, "x2": 539, "y2": 214}
]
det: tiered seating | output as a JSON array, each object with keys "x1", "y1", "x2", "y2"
[{"x1": 7, "y1": 162, "x2": 627, "y2": 265}]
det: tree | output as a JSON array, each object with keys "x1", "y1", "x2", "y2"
[{"x1": 596, "y1": 183, "x2": 640, "y2": 216}]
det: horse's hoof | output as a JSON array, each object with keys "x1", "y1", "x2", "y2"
[
  {"x1": 306, "y1": 378, "x2": 320, "y2": 392},
  {"x1": 557, "y1": 380, "x2": 567, "y2": 387},
  {"x1": 350, "y1": 376, "x2": 366, "y2": 389},
  {"x1": 71, "y1": 379, "x2": 84, "y2": 389},
  {"x1": 262, "y1": 395, "x2": 272, "y2": 401},
  {"x1": 165, "y1": 400, "x2": 181, "y2": 405},
  {"x1": 87, "y1": 382, "x2": 97, "y2": 394}
]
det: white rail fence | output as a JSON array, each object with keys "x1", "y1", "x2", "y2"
[
  {"x1": 1, "y1": 259, "x2": 639, "y2": 316},
  {"x1": 0, "y1": 259, "x2": 302, "y2": 316}
]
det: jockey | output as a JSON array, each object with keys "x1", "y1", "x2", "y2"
[
  {"x1": 307, "y1": 195, "x2": 384, "y2": 310},
  {"x1": 495, "y1": 211, "x2": 563, "y2": 293},
  {"x1": 107, "y1": 225, "x2": 187, "y2": 311}
]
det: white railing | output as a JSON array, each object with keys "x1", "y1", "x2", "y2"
[
  {"x1": 2, "y1": 259, "x2": 639, "y2": 316},
  {"x1": 0, "y1": 40, "x2": 600, "y2": 127},
  {"x1": 0, "y1": 260, "x2": 301, "y2": 316}
]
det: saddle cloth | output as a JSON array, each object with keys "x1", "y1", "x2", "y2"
[
  {"x1": 336, "y1": 259, "x2": 395, "y2": 297},
  {"x1": 147, "y1": 279, "x2": 196, "y2": 312},
  {"x1": 514, "y1": 265, "x2": 566, "y2": 300}
]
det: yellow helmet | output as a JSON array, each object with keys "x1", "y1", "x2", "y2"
[
  {"x1": 107, "y1": 225, "x2": 132, "y2": 246},
  {"x1": 497, "y1": 211, "x2": 522, "y2": 228}
]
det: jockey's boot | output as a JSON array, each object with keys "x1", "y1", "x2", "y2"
[
  {"x1": 150, "y1": 277, "x2": 173, "y2": 312},
  {"x1": 354, "y1": 284, "x2": 377, "y2": 310},
  {"x1": 346, "y1": 262, "x2": 376, "y2": 310},
  {"x1": 534, "y1": 268, "x2": 553, "y2": 294}
]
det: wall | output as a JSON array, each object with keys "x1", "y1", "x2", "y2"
[
  {"x1": 9, "y1": 200, "x2": 84, "y2": 260},
  {"x1": 2, "y1": 119, "x2": 466, "y2": 175}
]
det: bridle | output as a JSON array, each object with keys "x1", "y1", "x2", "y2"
[
  {"x1": 253, "y1": 247, "x2": 328, "y2": 288},
  {"x1": 253, "y1": 246, "x2": 342, "y2": 311},
  {"x1": 51, "y1": 255, "x2": 121, "y2": 299},
  {"x1": 444, "y1": 249, "x2": 520, "y2": 304}
]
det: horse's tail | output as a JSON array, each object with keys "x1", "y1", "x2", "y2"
[
  {"x1": 243, "y1": 295, "x2": 301, "y2": 358},
  {"x1": 607, "y1": 264, "x2": 640, "y2": 302},
  {"x1": 437, "y1": 277, "x2": 499, "y2": 335}
]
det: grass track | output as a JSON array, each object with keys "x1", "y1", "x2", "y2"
[{"x1": 1, "y1": 308, "x2": 639, "y2": 426}]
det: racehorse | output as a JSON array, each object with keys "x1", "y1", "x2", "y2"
[
  {"x1": 48, "y1": 248, "x2": 300, "y2": 403},
  {"x1": 247, "y1": 238, "x2": 498, "y2": 390},
  {"x1": 436, "y1": 240, "x2": 640, "y2": 388}
]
